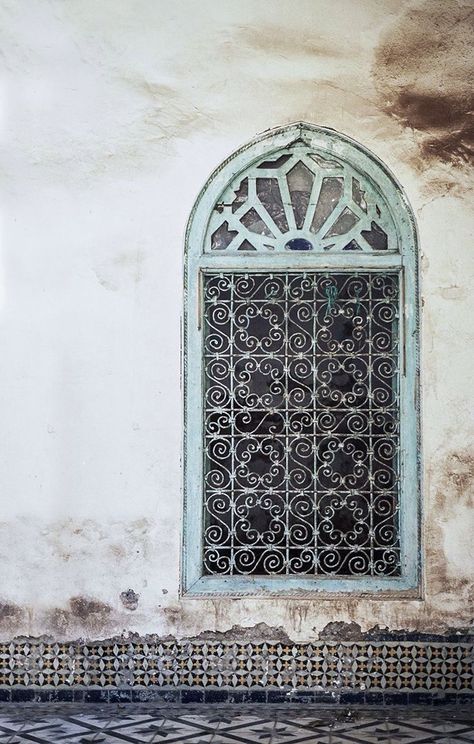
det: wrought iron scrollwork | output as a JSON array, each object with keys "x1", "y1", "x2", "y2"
[{"x1": 203, "y1": 271, "x2": 400, "y2": 577}]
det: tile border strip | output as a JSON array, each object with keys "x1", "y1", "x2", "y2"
[
  {"x1": 0, "y1": 639, "x2": 472, "y2": 700},
  {"x1": 0, "y1": 687, "x2": 473, "y2": 706}
]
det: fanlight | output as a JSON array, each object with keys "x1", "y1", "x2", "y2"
[{"x1": 206, "y1": 144, "x2": 397, "y2": 254}]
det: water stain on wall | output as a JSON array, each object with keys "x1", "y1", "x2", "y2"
[
  {"x1": 93, "y1": 248, "x2": 146, "y2": 292},
  {"x1": 235, "y1": 25, "x2": 345, "y2": 59},
  {"x1": 70, "y1": 596, "x2": 112, "y2": 621},
  {"x1": 287, "y1": 604, "x2": 310, "y2": 634},
  {"x1": 46, "y1": 597, "x2": 114, "y2": 638},
  {"x1": 426, "y1": 446, "x2": 474, "y2": 605},
  {"x1": 43, "y1": 517, "x2": 153, "y2": 566},
  {"x1": 436, "y1": 284, "x2": 467, "y2": 301},
  {"x1": 433, "y1": 447, "x2": 473, "y2": 517},
  {"x1": 0, "y1": 602, "x2": 27, "y2": 635},
  {"x1": 374, "y1": 0, "x2": 474, "y2": 167}
]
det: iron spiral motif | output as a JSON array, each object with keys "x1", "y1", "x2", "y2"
[{"x1": 203, "y1": 272, "x2": 400, "y2": 577}]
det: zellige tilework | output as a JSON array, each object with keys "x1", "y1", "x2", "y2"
[{"x1": 0, "y1": 639, "x2": 472, "y2": 696}]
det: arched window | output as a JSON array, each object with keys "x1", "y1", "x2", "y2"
[{"x1": 183, "y1": 123, "x2": 420, "y2": 596}]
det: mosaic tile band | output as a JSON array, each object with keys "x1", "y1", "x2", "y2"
[{"x1": 0, "y1": 639, "x2": 472, "y2": 695}]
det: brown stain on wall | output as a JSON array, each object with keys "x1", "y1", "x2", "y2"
[
  {"x1": 235, "y1": 25, "x2": 345, "y2": 59},
  {"x1": 43, "y1": 517, "x2": 154, "y2": 566},
  {"x1": 374, "y1": 0, "x2": 474, "y2": 168},
  {"x1": 426, "y1": 446, "x2": 474, "y2": 602},
  {"x1": 69, "y1": 596, "x2": 113, "y2": 622},
  {"x1": 0, "y1": 601, "x2": 27, "y2": 635},
  {"x1": 432, "y1": 448, "x2": 474, "y2": 515},
  {"x1": 108, "y1": 543, "x2": 127, "y2": 560},
  {"x1": 45, "y1": 597, "x2": 114, "y2": 638},
  {"x1": 287, "y1": 604, "x2": 310, "y2": 633}
]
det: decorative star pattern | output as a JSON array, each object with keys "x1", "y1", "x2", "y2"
[
  {"x1": 0, "y1": 640, "x2": 472, "y2": 693},
  {"x1": 0, "y1": 705, "x2": 472, "y2": 744}
]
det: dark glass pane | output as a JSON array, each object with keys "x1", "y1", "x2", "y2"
[
  {"x1": 257, "y1": 154, "x2": 291, "y2": 169},
  {"x1": 237, "y1": 239, "x2": 256, "y2": 251},
  {"x1": 352, "y1": 177, "x2": 367, "y2": 212},
  {"x1": 310, "y1": 177, "x2": 344, "y2": 234},
  {"x1": 256, "y1": 178, "x2": 289, "y2": 233},
  {"x1": 211, "y1": 222, "x2": 238, "y2": 250},
  {"x1": 285, "y1": 238, "x2": 313, "y2": 251},
  {"x1": 231, "y1": 178, "x2": 248, "y2": 213},
  {"x1": 343, "y1": 239, "x2": 362, "y2": 251},
  {"x1": 240, "y1": 208, "x2": 274, "y2": 237},
  {"x1": 361, "y1": 221, "x2": 388, "y2": 250},
  {"x1": 324, "y1": 206, "x2": 359, "y2": 238},
  {"x1": 286, "y1": 161, "x2": 314, "y2": 228}
]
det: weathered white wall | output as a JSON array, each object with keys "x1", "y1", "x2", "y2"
[{"x1": 0, "y1": 0, "x2": 472, "y2": 641}]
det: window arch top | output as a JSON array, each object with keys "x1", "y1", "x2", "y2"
[{"x1": 201, "y1": 130, "x2": 402, "y2": 257}]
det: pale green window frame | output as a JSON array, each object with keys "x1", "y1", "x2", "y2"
[{"x1": 182, "y1": 122, "x2": 420, "y2": 597}]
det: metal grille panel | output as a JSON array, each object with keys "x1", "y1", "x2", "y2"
[{"x1": 203, "y1": 271, "x2": 400, "y2": 577}]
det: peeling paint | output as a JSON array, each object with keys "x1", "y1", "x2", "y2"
[
  {"x1": 319, "y1": 621, "x2": 363, "y2": 641},
  {"x1": 189, "y1": 622, "x2": 293, "y2": 644},
  {"x1": 120, "y1": 589, "x2": 140, "y2": 611}
]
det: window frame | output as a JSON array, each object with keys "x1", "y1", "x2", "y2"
[{"x1": 182, "y1": 123, "x2": 420, "y2": 597}]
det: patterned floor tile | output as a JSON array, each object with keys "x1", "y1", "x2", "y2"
[{"x1": 0, "y1": 706, "x2": 472, "y2": 744}]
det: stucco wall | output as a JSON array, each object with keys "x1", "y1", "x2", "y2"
[{"x1": 0, "y1": 0, "x2": 472, "y2": 642}]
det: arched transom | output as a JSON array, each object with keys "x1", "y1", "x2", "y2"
[{"x1": 205, "y1": 142, "x2": 398, "y2": 254}]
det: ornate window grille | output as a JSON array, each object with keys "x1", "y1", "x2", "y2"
[{"x1": 183, "y1": 123, "x2": 420, "y2": 596}]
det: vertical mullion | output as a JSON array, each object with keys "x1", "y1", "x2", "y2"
[
  {"x1": 303, "y1": 172, "x2": 322, "y2": 233},
  {"x1": 400, "y1": 266, "x2": 406, "y2": 377},
  {"x1": 284, "y1": 272, "x2": 290, "y2": 574},
  {"x1": 279, "y1": 174, "x2": 297, "y2": 232},
  {"x1": 395, "y1": 271, "x2": 402, "y2": 568},
  {"x1": 230, "y1": 272, "x2": 235, "y2": 574},
  {"x1": 313, "y1": 272, "x2": 318, "y2": 574},
  {"x1": 368, "y1": 272, "x2": 374, "y2": 575}
]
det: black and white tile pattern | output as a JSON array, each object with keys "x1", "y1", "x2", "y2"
[{"x1": 0, "y1": 705, "x2": 472, "y2": 743}]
